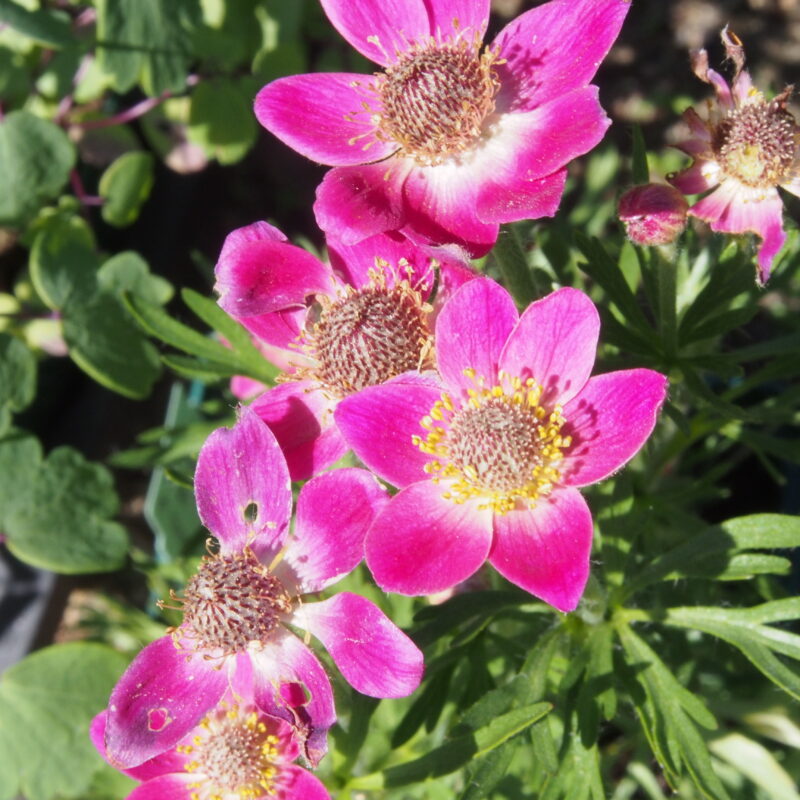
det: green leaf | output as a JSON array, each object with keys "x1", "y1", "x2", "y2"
[
  {"x1": 98, "y1": 152, "x2": 155, "y2": 227},
  {"x1": 0, "y1": 333, "x2": 36, "y2": 434},
  {"x1": 95, "y1": 0, "x2": 200, "y2": 95},
  {"x1": 0, "y1": 643, "x2": 128, "y2": 800},
  {"x1": 379, "y1": 702, "x2": 551, "y2": 788},
  {"x1": 0, "y1": 432, "x2": 128, "y2": 573},
  {"x1": 618, "y1": 625, "x2": 730, "y2": 800},
  {"x1": 29, "y1": 213, "x2": 98, "y2": 309},
  {"x1": 98, "y1": 251, "x2": 173, "y2": 306},
  {"x1": 0, "y1": 111, "x2": 76, "y2": 227},
  {"x1": 574, "y1": 234, "x2": 654, "y2": 336},
  {"x1": 0, "y1": 0, "x2": 72, "y2": 47},
  {"x1": 709, "y1": 733, "x2": 800, "y2": 800},
  {"x1": 663, "y1": 601, "x2": 800, "y2": 701},
  {"x1": 30, "y1": 218, "x2": 163, "y2": 398},
  {"x1": 63, "y1": 293, "x2": 162, "y2": 400},
  {"x1": 188, "y1": 78, "x2": 257, "y2": 164},
  {"x1": 623, "y1": 513, "x2": 800, "y2": 597}
]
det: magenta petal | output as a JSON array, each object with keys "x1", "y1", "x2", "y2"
[
  {"x1": 327, "y1": 230, "x2": 436, "y2": 293},
  {"x1": 238, "y1": 306, "x2": 306, "y2": 361},
  {"x1": 669, "y1": 160, "x2": 718, "y2": 195},
  {"x1": 500, "y1": 287, "x2": 600, "y2": 406},
  {"x1": 195, "y1": 407, "x2": 292, "y2": 555},
  {"x1": 366, "y1": 481, "x2": 493, "y2": 595},
  {"x1": 320, "y1": 0, "x2": 429, "y2": 66},
  {"x1": 127, "y1": 774, "x2": 194, "y2": 800},
  {"x1": 561, "y1": 369, "x2": 668, "y2": 487},
  {"x1": 287, "y1": 469, "x2": 389, "y2": 593},
  {"x1": 255, "y1": 74, "x2": 397, "y2": 166},
  {"x1": 283, "y1": 765, "x2": 332, "y2": 800},
  {"x1": 250, "y1": 381, "x2": 346, "y2": 482},
  {"x1": 315, "y1": 163, "x2": 407, "y2": 245},
  {"x1": 334, "y1": 374, "x2": 442, "y2": 488},
  {"x1": 493, "y1": 0, "x2": 631, "y2": 111},
  {"x1": 436, "y1": 278, "x2": 518, "y2": 394},
  {"x1": 423, "y1": 0, "x2": 490, "y2": 40},
  {"x1": 489, "y1": 488, "x2": 593, "y2": 612},
  {"x1": 401, "y1": 163, "x2": 500, "y2": 256},
  {"x1": 104, "y1": 636, "x2": 229, "y2": 768},
  {"x1": 298, "y1": 593, "x2": 423, "y2": 697},
  {"x1": 91, "y1": 711, "x2": 188, "y2": 782},
  {"x1": 214, "y1": 236, "x2": 333, "y2": 318},
  {"x1": 248, "y1": 634, "x2": 336, "y2": 767},
  {"x1": 477, "y1": 168, "x2": 567, "y2": 225}
]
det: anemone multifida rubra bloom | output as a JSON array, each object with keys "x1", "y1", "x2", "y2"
[
  {"x1": 254, "y1": 0, "x2": 631, "y2": 256},
  {"x1": 334, "y1": 280, "x2": 668, "y2": 613},
  {"x1": 214, "y1": 220, "x2": 474, "y2": 480},
  {"x1": 92, "y1": 696, "x2": 331, "y2": 800},
  {"x1": 669, "y1": 27, "x2": 800, "y2": 284},
  {"x1": 103, "y1": 407, "x2": 422, "y2": 770}
]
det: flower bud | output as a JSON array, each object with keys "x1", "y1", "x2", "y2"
[{"x1": 618, "y1": 183, "x2": 689, "y2": 246}]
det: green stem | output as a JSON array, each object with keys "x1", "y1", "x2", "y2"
[
  {"x1": 491, "y1": 224, "x2": 539, "y2": 306},
  {"x1": 653, "y1": 249, "x2": 677, "y2": 360}
]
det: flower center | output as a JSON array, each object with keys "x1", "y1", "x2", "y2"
[
  {"x1": 181, "y1": 703, "x2": 281, "y2": 800},
  {"x1": 376, "y1": 39, "x2": 500, "y2": 166},
  {"x1": 298, "y1": 266, "x2": 432, "y2": 399},
  {"x1": 174, "y1": 548, "x2": 291, "y2": 657},
  {"x1": 413, "y1": 371, "x2": 571, "y2": 514},
  {"x1": 714, "y1": 95, "x2": 798, "y2": 187}
]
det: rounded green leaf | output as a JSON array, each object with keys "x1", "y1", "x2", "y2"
[
  {"x1": 188, "y1": 78, "x2": 257, "y2": 164},
  {"x1": 98, "y1": 152, "x2": 155, "y2": 227},
  {"x1": 98, "y1": 251, "x2": 173, "y2": 306},
  {"x1": 0, "y1": 333, "x2": 36, "y2": 434},
  {"x1": 0, "y1": 111, "x2": 75, "y2": 227},
  {"x1": 0, "y1": 643, "x2": 129, "y2": 800}
]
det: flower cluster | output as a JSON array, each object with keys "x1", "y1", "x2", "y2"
[{"x1": 99, "y1": 2, "x2": 800, "y2": 798}]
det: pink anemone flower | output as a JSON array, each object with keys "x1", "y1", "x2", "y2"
[
  {"x1": 335, "y1": 280, "x2": 667, "y2": 613},
  {"x1": 104, "y1": 407, "x2": 422, "y2": 770},
  {"x1": 669, "y1": 27, "x2": 800, "y2": 284},
  {"x1": 215, "y1": 221, "x2": 475, "y2": 480},
  {"x1": 254, "y1": 0, "x2": 631, "y2": 256},
  {"x1": 92, "y1": 696, "x2": 331, "y2": 800}
]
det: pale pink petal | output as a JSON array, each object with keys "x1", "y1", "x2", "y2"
[
  {"x1": 320, "y1": 0, "x2": 429, "y2": 66},
  {"x1": 678, "y1": 108, "x2": 713, "y2": 150},
  {"x1": 215, "y1": 236, "x2": 333, "y2": 318},
  {"x1": 732, "y1": 69, "x2": 754, "y2": 104},
  {"x1": 335, "y1": 373, "x2": 442, "y2": 487},
  {"x1": 500, "y1": 287, "x2": 599, "y2": 406},
  {"x1": 705, "y1": 67, "x2": 734, "y2": 111},
  {"x1": 250, "y1": 381, "x2": 346, "y2": 481},
  {"x1": 127, "y1": 774, "x2": 194, "y2": 800},
  {"x1": 298, "y1": 593, "x2": 423, "y2": 697},
  {"x1": 489, "y1": 488, "x2": 593, "y2": 612},
  {"x1": 254, "y1": 74, "x2": 397, "y2": 166},
  {"x1": 91, "y1": 712, "x2": 188, "y2": 782},
  {"x1": 492, "y1": 0, "x2": 631, "y2": 112},
  {"x1": 691, "y1": 181, "x2": 786, "y2": 283},
  {"x1": 560, "y1": 369, "x2": 668, "y2": 487},
  {"x1": 230, "y1": 375, "x2": 266, "y2": 401},
  {"x1": 401, "y1": 161, "x2": 500, "y2": 256},
  {"x1": 477, "y1": 168, "x2": 568, "y2": 225},
  {"x1": 104, "y1": 636, "x2": 229, "y2": 768},
  {"x1": 668, "y1": 159, "x2": 719, "y2": 195},
  {"x1": 327, "y1": 230, "x2": 436, "y2": 293},
  {"x1": 435, "y1": 278, "x2": 518, "y2": 395},
  {"x1": 285, "y1": 469, "x2": 389, "y2": 593},
  {"x1": 366, "y1": 481, "x2": 493, "y2": 595},
  {"x1": 195, "y1": 407, "x2": 291, "y2": 555},
  {"x1": 423, "y1": 0, "x2": 490, "y2": 40},
  {"x1": 314, "y1": 162, "x2": 408, "y2": 245},
  {"x1": 248, "y1": 634, "x2": 336, "y2": 767},
  {"x1": 484, "y1": 88, "x2": 610, "y2": 183},
  {"x1": 282, "y1": 765, "x2": 332, "y2": 800}
]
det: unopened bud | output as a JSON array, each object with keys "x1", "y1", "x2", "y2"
[{"x1": 618, "y1": 183, "x2": 689, "y2": 246}]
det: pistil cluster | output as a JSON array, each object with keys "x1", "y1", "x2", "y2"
[{"x1": 414, "y1": 370, "x2": 571, "y2": 513}]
